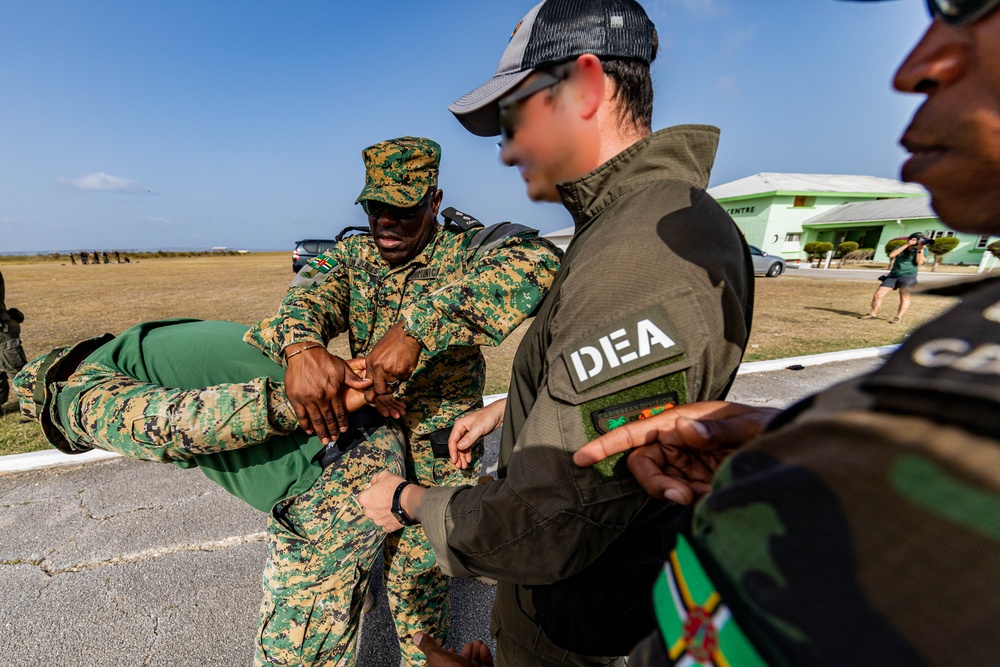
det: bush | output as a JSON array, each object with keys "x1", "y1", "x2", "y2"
[
  {"x1": 837, "y1": 241, "x2": 859, "y2": 256},
  {"x1": 885, "y1": 238, "x2": 909, "y2": 255},
  {"x1": 802, "y1": 242, "x2": 823, "y2": 259},
  {"x1": 928, "y1": 236, "x2": 960, "y2": 271},
  {"x1": 988, "y1": 240, "x2": 1000, "y2": 260}
]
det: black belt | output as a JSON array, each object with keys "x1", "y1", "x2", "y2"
[{"x1": 313, "y1": 406, "x2": 385, "y2": 468}]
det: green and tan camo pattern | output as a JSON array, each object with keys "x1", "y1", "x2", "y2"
[
  {"x1": 380, "y1": 432, "x2": 483, "y2": 666},
  {"x1": 355, "y1": 137, "x2": 441, "y2": 206},
  {"x1": 53, "y1": 361, "x2": 297, "y2": 461},
  {"x1": 256, "y1": 424, "x2": 406, "y2": 667},
  {"x1": 245, "y1": 224, "x2": 560, "y2": 438}
]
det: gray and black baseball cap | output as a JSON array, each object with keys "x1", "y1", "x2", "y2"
[{"x1": 449, "y1": 0, "x2": 656, "y2": 137}]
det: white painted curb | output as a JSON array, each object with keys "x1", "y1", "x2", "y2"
[
  {"x1": 0, "y1": 447, "x2": 121, "y2": 474},
  {"x1": 736, "y1": 344, "x2": 898, "y2": 374},
  {"x1": 0, "y1": 345, "x2": 898, "y2": 475}
]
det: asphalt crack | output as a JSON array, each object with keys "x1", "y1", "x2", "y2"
[{"x1": 1, "y1": 532, "x2": 266, "y2": 577}]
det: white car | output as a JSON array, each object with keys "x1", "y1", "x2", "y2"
[{"x1": 749, "y1": 245, "x2": 785, "y2": 277}]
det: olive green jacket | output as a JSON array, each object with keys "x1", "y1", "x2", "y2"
[{"x1": 423, "y1": 125, "x2": 754, "y2": 584}]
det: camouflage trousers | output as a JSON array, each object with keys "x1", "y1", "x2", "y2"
[
  {"x1": 261, "y1": 426, "x2": 480, "y2": 667},
  {"x1": 386, "y1": 435, "x2": 483, "y2": 667},
  {"x1": 257, "y1": 425, "x2": 406, "y2": 667}
]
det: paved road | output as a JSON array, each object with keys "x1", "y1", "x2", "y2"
[
  {"x1": 0, "y1": 356, "x2": 885, "y2": 667},
  {"x1": 784, "y1": 265, "x2": 978, "y2": 283}
]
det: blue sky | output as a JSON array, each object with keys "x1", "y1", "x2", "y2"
[{"x1": 0, "y1": 0, "x2": 929, "y2": 253}]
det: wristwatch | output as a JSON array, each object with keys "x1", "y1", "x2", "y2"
[{"x1": 391, "y1": 481, "x2": 418, "y2": 526}]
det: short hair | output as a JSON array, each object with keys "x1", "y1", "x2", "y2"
[{"x1": 601, "y1": 27, "x2": 658, "y2": 132}]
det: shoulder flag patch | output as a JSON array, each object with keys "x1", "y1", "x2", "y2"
[
  {"x1": 654, "y1": 535, "x2": 768, "y2": 666},
  {"x1": 290, "y1": 255, "x2": 340, "y2": 289}
]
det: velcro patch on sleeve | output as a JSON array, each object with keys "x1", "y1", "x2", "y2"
[
  {"x1": 561, "y1": 305, "x2": 685, "y2": 394},
  {"x1": 290, "y1": 256, "x2": 340, "y2": 289},
  {"x1": 580, "y1": 373, "x2": 689, "y2": 481},
  {"x1": 591, "y1": 392, "x2": 679, "y2": 435}
]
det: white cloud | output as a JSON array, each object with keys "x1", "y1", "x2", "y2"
[
  {"x1": 146, "y1": 216, "x2": 173, "y2": 226},
  {"x1": 716, "y1": 75, "x2": 738, "y2": 96},
  {"x1": 60, "y1": 172, "x2": 147, "y2": 193}
]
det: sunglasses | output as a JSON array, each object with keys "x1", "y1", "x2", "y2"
[
  {"x1": 360, "y1": 190, "x2": 433, "y2": 220},
  {"x1": 498, "y1": 65, "x2": 572, "y2": 142},
  {"x1": 927, "y1": 0, "x2": 1000, "y2": 26}
]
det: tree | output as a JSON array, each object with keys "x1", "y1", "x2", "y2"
[
  {"x1": 987, "y1": 240, "x2": 1000, "y2": 260},
  {"x1": 927, "y1": 236, "x2": 960, "y2": 272}
]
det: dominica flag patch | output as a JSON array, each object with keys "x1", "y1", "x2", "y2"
[{"x1": 654, "y1": 535, "x2": 768, "y2": 667}]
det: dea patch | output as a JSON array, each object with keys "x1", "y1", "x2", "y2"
[{"x1": 562, "y1": 305, "x2": 684, "y2": 393}]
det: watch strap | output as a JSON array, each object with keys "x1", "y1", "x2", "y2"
[{"x1": 391, "y1": 481, "x2": 417, "y2": 526}]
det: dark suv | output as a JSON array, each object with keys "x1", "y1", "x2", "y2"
[{"x1": 292, "y1": 239, "x2": 337, "y2": 273}]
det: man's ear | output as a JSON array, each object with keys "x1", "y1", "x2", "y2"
[
  {"x1": 430, "y1": 188, "x2": 443, "y2": 216},
  {"x1": 571, "y1": 54, "x2": 607, "y2": 121}
]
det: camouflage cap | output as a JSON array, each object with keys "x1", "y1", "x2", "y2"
[
  {"x1": 12, "y1": 334, "x2": 114, "y2": 455},
  {"x1": 355, "y1": 137, "x2": 441, "y2": 207}
]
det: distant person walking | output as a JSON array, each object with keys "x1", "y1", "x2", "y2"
[
  {"x1": 114, "y1": 251, "x2": 121, "y2": 263},
  {"x1": 80, "y1": 252, "x2": 89, "y2": 266},
  {"x1": 101, "y1": 251, "x2": 110, "y2": 264},
  {"x1": 859, "y1": 232, "x2": 928, "y2": 323},
  {"x1": 0, "y1": 270, "x2": 27, "y2": 407},
  {"x1": 70, "y1": 253, "x2": 77, "y2": 265}
]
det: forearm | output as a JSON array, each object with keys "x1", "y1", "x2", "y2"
[
  {"x1": 419, "y1": 476, "x2": 646, "y2": 583},
  {"x1": 58, "y1": 364, "x2": 297, "y2": 462}
]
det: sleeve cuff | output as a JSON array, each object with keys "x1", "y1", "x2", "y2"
[{"x1": 421, "y1": 485, "x2": 478, "y2": 578}]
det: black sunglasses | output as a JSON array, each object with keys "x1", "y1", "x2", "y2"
[
  {"x1": 498, "y1": 65, "x2": 572, "y2": 142},
  {"x1": 927, "y1": 0, "x2": 1000, "y2": 25},
  {"x1": 360, "y1": 190, "x2": 433, "y2": 220}
]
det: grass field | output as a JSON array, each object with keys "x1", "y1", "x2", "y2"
[{"x1": 0, "y1": 253, "x2": 957, "y2": 456}]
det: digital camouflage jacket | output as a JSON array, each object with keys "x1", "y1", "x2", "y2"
[{"x1": 245, "y1": 222, "x2": 561, "y2": 437}]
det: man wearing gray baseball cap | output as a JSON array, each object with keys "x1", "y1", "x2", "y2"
[{"x1": 359, "y1": 0, "x2": 754, "y2": 665}]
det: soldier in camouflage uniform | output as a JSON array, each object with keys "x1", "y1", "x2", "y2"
[
  {"x1": 0, "y1": 269, "x2": 27, "y2": 407},
  {"x1": 570, "y1": 1, "x2": 1000, "y2": 664},
  {"x1": 13, "y1": 318, "x2": 406, "y2": 666},
  {"x1": 245, "y1": 136, "x2": 561, "y2": 666}
]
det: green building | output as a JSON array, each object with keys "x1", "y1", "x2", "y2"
[{"x1": 708, "y1": 173, "x2": 996, "y2": 265}]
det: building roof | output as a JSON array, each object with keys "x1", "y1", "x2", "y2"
[
  {"x1": 803, "y1": 196, "x2": 937, "y2": 225},
  {"x1": 708, "y1": 173, "x2": 927, "y2": 200}
]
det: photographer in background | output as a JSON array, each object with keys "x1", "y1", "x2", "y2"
[
  {"x1": 859, "y1": 231, "x2": 929, "y2": 323},
  {"x1": 0, "y1": 269, "x2": 27, "y2": 408}
]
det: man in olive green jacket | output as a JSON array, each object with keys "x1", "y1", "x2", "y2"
[{"x1": 359, "y1": 2, "x2": 754, "y2": 665}]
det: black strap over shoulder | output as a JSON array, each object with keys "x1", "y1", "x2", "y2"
[
  {"x1": 441, "y1": 207, "x2": 484, "y2": 232},
  {"x1": 336, "y1": 226, "x2": 370, "y2": 241},
  {"x1": 861, "y1": 276, "x2": 1000, "y2": 440},
  {"x1": 467, "y1": 221, "x2": 538, "y2": 262}
]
